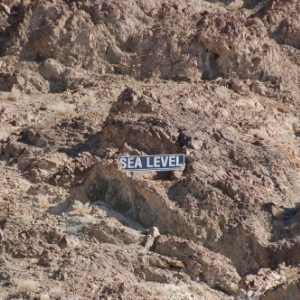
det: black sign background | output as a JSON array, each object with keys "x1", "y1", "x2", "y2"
[{"x1": 118, "y1": 154, "x2": 185, "y2": 172}]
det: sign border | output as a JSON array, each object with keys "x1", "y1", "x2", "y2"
[{"x1": 118, "y1": 154, "x2": 185, "y2": 172}]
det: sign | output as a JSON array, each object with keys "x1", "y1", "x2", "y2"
[{"x1": 118, "y1": 154, "x2": 185, "y2": 172}]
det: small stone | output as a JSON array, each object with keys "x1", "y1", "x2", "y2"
[
  {"x1": 271, "y1": 205, "x2": 284, "y2": 219},
  {"x1": 170, "y1": 170, "x2": 184, "y2": 180},
  {"x1": 0, "y1": 272, "x2": 10, "y2": 281},
  {"x1": 148, "y1": 227, "x2": 160, "y2": 238}
]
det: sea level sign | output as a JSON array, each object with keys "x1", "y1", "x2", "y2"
[{"x1": 118, "y1": 154, "x2": 185, "y2": 172}]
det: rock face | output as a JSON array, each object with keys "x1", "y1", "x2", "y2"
[
  {"x1": 1, "y1": 0, "x2": 300, "y2": 299},
  {"x1": 154, "y1": 235, "x2": 241, "y2": 294}
]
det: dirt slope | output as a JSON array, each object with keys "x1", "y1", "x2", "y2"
[{"x1": 1, "y1": 0, "x2": 300, "y2": 299}]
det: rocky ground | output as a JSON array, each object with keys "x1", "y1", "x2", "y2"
[{"x1": 1, "y1": 0, "x2": 300, "y2": 299}]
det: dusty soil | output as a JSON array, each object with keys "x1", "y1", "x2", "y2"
[{"x1": 1, "y1": 0, "x2": 300, "y2": 299}]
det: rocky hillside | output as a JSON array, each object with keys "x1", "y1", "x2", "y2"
[{"x1": 1, "y1": 0, "x2": 300, "y2": 299}]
